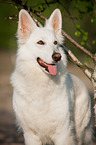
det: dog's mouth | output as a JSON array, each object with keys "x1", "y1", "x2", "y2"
[{"x1": 37, "y1": 57, "x2": 57, "y2": 75}]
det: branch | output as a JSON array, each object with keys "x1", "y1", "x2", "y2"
[
  {"x1": 5, "y1": 14, "x2": 18, "y2": 21},
  {"x1": 62, "y1": 45, "x2": 93, "y2": 80},
  {"x1": 0, "y1": 0, "x2": 15, "y2": 4},
  {"x1": 29, "y1": 12, "x2": 43, "y2": 27},
  {"x1": 12, "y1": 0, "x2": 47, "y2": 20},
  {"x1": 92, "y1": 56, "x2": 96, "y2": 125},
  {"x1": 62, "y1": 30, "x2": 94, "y2": 60},
  {"x1": 7, "y1": 16, "x2": 18, "y2": 21}
]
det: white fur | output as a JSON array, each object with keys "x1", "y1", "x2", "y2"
[{"x1": 11, "y1": 9, "x2": 92, "y2": 145}]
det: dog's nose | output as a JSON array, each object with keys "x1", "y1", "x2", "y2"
[{"x1": 52, "y1": 52, "x2": 61, "y2": 62}]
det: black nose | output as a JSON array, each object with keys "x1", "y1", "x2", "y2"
[{"x1": 52, "y1": 52, "x2": 61, "y2": 62}]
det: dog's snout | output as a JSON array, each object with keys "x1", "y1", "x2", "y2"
[{"x1": 52, "y1": 52, "x2": 61, "y2": 62}]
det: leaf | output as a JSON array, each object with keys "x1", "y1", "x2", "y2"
[
  {"x1": 84, "y1": 62, "x2": 88, "y2": 66},
  {"x1": 86, "y1": 56, "x2": 91, "y2": 63},
  {"x1": 76, "y1": 24, "x2": 81, "y2": 29},
  {"x1": 80, "y1": 29, "x2": 85, "y2": 34},
  {"x1": 81, "y1": 41, "x2": 85, "y2": 46},
  {"x1": 84, "y1": 32, "x2": 88, "y2": 36},
  {"x1": 83, "y1": 35, "x2": 88, "y2": 41},
  {"x1": 91, "y1": 17, "x2": 96, "y2": 24},
  {"x1": 92, "y1": 40, "x2": 96, "y2": 44},
  {"x1": 75, "y1": 31, "x2": 81, "y2": 37},
  {"x1": 86, "y1": 43, "x2": 91, "y2": 48}
]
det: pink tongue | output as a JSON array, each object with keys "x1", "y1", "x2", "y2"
[{"x1": 47, "y1": 65, "x2": 57, "y2": 75}]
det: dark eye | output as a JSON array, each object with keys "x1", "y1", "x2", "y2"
[
  {"x1": 54, "y1": 41, "x2": 57, "y2": 45},
  {"x1": 37, "y1": 40, "x2": 45, "y2": 45}
]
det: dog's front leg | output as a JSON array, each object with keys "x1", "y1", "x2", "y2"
[
  {"x1": 52, "y1": 128, "x2": 77, "y2": 145},
  {"x1": 24, "y1": 131, "x2": 42, "y2": 145}
]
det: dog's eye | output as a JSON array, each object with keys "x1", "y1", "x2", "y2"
[
  {"x1": 37, "y1": 40, "x2": 45, "y2": 45},
  {"x1": 54, "y1": 41, "x2": 57, "y2": 45}
]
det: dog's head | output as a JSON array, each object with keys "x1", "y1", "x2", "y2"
[{"x1": 17, "y1": 9, "x2": 67, "y2": 76}]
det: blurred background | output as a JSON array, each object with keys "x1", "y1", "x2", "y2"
[{"x1": 0, "y1": 0, "x2": 96, "y2": 144}]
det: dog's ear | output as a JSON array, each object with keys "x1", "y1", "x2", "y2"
[
  {"x1": 45, "y1": 9, "x2": 63, "y2": 44},
  {"x1": 17, "y1": 9, "x2": 37, "y2": 41}
]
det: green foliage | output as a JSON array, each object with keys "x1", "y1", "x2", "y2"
[
  {"x1": 84, "y1": 56, "x2": 91, "y2": 66},
  {"x1": 73, "y1": 0, "x2": 96, "y2": 55},
  {"x1": 75, "y1": 31, "x2": 81, "y2": 37},
  {"x1": 75, "y1": 24, "x2": 89, "y2": 48},
  {"x1": 92, "y1": 40, "x2": 96, "y2": 44},
  {"x1": 91, "y1": 17, "x2": 96, "y2": 24}
]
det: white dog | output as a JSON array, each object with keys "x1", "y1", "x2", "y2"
[{"x1": 11, "y1": 9, "x2": 92, "y2": 145}]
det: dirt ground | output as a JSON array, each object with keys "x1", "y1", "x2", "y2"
[{"x1": 0, "y1": 51, "x2": 95, "y2": 144}]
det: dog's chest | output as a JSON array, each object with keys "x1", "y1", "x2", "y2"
[
  {"x1": 21, "y1": 91, "x2": 69, "y2": 135},
  {"x1": 15, "y1": 80, "x2": 69, "y2": 134}
]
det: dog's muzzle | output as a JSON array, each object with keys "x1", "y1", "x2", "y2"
[{"x1": 37, "y1": 52, "x2": 61, "y2": 76}]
